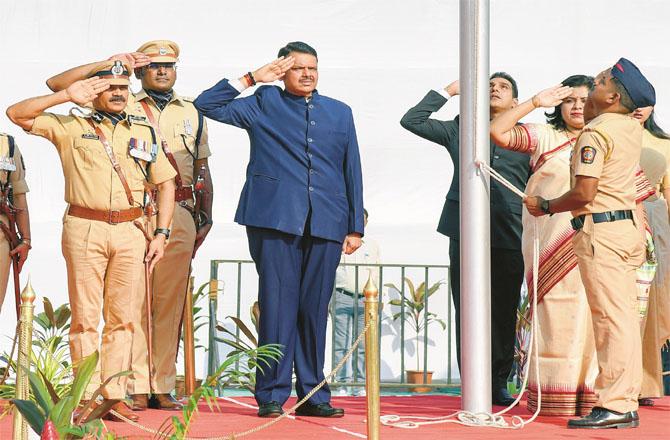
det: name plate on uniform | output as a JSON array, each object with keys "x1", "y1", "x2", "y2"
[
  {"x1": 0, "y1": 157, "x2": 16, "y2": 171},
  {"x1": 129, "y1": 138, "x2": 156, "y2": 162}
]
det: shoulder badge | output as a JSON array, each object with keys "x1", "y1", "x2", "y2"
[{"x1": 580, "y1": 146, "x2": 597, "y2": 164}]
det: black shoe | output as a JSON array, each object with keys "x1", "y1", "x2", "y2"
[
  {"x1": 258, "y1": 401, "x2": 284, "y2": 418},
  {"x1": 492, "y1": 388, "x2": 516, "y2": 406},
  {"x1": 567, "y1": 407, "x2": 639, "y2": 429},
  {"x1": 295, "y1": 402, "x2": 344, "y2": 418}
]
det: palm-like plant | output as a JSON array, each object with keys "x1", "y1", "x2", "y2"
[
  {"x1": 215, "y1": 302, "x2": 269, "y2": 391},
  {"x1": 153, "y1": 343, "x2": 282, "y2": 440},
  {"x1": 0, "y1": 297, "x2": 73, "y2": 400},
  {"x1": 12, "y1": 351, "x2": 128, "y2": 439},
  {"x1": 385, "y1": 278, "x2": 446, "y2": 371}
]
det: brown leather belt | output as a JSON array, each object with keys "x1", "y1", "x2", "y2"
[
  {"x1": 68, "y1": 205, "x2": 143, "y2": 224},
  {"x1": 175, "y1": 186, "x2": 193, "y2": 202}
]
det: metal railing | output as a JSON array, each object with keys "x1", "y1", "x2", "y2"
[{"x1": 207, "y1": 259, "x2": 458, "y2": 392}]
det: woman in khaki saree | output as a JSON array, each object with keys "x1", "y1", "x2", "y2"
[
  {"x1": 490, "y1": 75, "x2": 597, "y2": 416},
  {"x1": 634, "y1": 106, "x2": 670, "y2": 406}
]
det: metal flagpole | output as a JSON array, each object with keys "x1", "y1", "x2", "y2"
[{"x1": 459, "y1": 0, "x2": 492, "y2": 413}]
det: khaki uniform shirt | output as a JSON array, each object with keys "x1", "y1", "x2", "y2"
[
  {"x1": 129, "y1": 90, "x2": 210, "y2": 187},
  {"x1": 0, "y1": 134, "x2": 29, "y2": 196},
  {"x1": 571, "y1": 113, "x2": 642, "y2": 217},
  {"x1": 30, "y1": 111, "x2": 176, "y2": 211}
]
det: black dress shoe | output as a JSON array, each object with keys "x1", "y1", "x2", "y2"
[
  {"x1": 492, "y1": 388, "x2": 516, "y2": 406},
  {"x1": 258, "y1": 401, "x2": 284, "y2": 418},
  {"x1": 295, "y1": 402, "x2": 344, "y2": 418},
  {"x1": 567, "y1": 407, "x2": 639, "y2": 429}
]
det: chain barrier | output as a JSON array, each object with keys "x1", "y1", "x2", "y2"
[{"x1": 109, "y1": 320, "x2": 373, "y2": 439}]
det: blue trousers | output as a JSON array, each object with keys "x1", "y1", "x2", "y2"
[{"x1": 247, "y1": 226, "x2": 342, "y2": 405}]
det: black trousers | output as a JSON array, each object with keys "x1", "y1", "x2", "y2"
[{"x1": 449, "y1": 239, "x2": 524, "y2": 391}]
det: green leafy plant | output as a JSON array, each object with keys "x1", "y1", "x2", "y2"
[
  {"x1": 154, "y1": 343, "x2": 282, "y2": 440},
  {"x1": 215, "y1": 302, "x2": 266, "y2": 391},
  {"x1": 12, "y1": 350, "x2": 130, "y2": 439},
  {"x1": 385, "y1": 278, "x2": 446, "y2": 371},
  {"x1": 0, "y1": 297, "x2": 73, "y2": 400}
]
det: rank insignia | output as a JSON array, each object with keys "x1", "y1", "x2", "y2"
[{"x1": 580, "y1": 146, "x2": 596, "y2": 164}]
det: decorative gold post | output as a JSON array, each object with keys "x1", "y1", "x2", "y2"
[
  {"x1": 13, "y1": 280, "x2": 36, "y2": 440},
  {"x1": 363, "y1": 272, "x2": 380, "y2": 440},
  {"x1": 183, "y1": 276, "x2": 197, "y2": 396}
]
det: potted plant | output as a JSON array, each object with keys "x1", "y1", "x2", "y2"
[{"x1": 385, "y1": 278, "x2": 446, "y2": 392}]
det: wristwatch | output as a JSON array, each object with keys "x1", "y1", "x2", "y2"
[
  {"x1": 540, "y1": 199, "x2": 551, "y2": 215},
  {"x1": 154, "y1": 228, "x2": 171, "y2": 239}
]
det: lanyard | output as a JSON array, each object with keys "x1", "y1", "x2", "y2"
[
  {"x1": 85, "y1": 118, "x2": 135, "y2": 206},
  {"x1": 139, "y1": 100, "x2": 184, "y2": 188}
]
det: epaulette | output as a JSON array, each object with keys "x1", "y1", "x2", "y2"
[{"x1": 181, "y1": 96, "x2": 195, "y2": 102}]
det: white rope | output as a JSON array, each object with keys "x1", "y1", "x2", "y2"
[{"x1": 381, "y1": 160, "x2": 543, "y2": 430}]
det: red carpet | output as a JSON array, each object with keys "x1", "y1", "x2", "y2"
[{"x1": 1, "y1": 396, "x2": 668, "y2": 439}]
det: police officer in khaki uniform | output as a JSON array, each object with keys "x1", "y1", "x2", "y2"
[
  {"x1": 0, "y1": 133, "x2": 31, "y2": 313},
  {"x1": 525, "y1": 58, "x2": 656, "y2": 429},
  {"x1": 45, "y1": 42, "x2": 213, "y2": 411},
  {"x1": 7, "y1": 60, "x2": 176, "y2": 421},
  {"x1": 128, "y1": 40, "x2": 212, "y2": 411}
]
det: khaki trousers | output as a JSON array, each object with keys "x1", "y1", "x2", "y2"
[
  {"x1": 62, "y1": 215, "x2": 145, "y2": 399},
  {"x1": 128, "y1": 204, "x2": 195, "y2": 394},
  {"x1": 573, "y1": 216, "x2": 646, "y2": 413}
]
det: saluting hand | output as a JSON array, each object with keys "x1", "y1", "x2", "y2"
[
  {"x1": 342, "y1": 233, "x2": 362, "y2": 255},
  {"x1": 444, "y1": 80, "x2": 460, "y2": 97},
  {"x1": 252, "y1": 56, "x2": 295, "y2": 83},
  {"x1": 523, "y1": 196, "x2": 547, "y2": 217},
  {"x1": 532, "y1": 84, "x2": 573, "y2": 108},
  {"x1": 10, "y1": 242, "x2": 30, "y2": 273},
  {"x1": 109, "y1": 52, "x2": 151, "y2": 69},
  {"x1": 65, "y1": 78, "x2": 110, "y2": 106}
]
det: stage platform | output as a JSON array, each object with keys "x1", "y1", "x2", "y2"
[{"x1": 1, "y1": 395, "x2": 668, "y2": 439}]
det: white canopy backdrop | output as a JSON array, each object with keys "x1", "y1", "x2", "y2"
[{"x1": 0, "y1": 0, "x2": 669, "y2": 383}]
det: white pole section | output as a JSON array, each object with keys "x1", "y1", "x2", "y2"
[{"x1": 459, "y1": 0, "x2": 492, "y2": 413}]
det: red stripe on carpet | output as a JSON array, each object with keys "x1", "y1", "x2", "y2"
[{"x1": 2, "y1": 396, "x2": 669, "y2": 439}]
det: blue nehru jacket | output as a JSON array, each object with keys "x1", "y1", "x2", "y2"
[{"x1": 194, "y1": 79, "x2": 364, "y2": 242}]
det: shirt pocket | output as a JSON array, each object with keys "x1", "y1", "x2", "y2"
[
  {"x1": 173, "y1": 122, "x2": 196, "y2": 154},
  {"x1": 72, "y1": 139, "x2": 103, "y2": 170}
]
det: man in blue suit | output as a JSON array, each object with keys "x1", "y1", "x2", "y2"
[{"x1": 194, "y1": 41, "x2": 364, "y2": 418}]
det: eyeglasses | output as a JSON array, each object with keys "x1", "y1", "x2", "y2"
[{"x1": 147, "y1": 63, "x2": 177, "y2": 71}]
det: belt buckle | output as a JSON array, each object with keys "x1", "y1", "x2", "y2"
[{"x1": 108, "y1": 210, "x2": 121, "y2": 225}]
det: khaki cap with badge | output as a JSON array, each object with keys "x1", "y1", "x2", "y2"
[
  {"x1": 88, "y1": 60, "x2": 131, "y2": 86},
  {"x1": 136, "y1": 40, "x2": 180, "y2": 63}
]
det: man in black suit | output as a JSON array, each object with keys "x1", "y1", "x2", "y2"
[{"x1": 400, "y1": 73, "x2": 530, "y2": 406}]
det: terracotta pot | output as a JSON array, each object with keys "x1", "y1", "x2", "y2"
[
  {"x1": 405, "y1": 369, "x2": 434, "y2": 393},
  {"x1": 174, "y1": 376, "x2": 203, "y2": 399}
]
